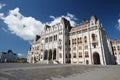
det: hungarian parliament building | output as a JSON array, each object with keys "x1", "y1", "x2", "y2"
[{"x1": 27, "y1": 15, "x2": 120, "y2": 65}]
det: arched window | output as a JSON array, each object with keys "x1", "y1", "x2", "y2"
[
  {"x1": 73, "y1": 53, "x2": 76, "y2": 58},
  {"x1": 59, "y1": 53, "x2": 62, "y2": 58},
  {"x1": 85, "y1": 51, "x2": 89, "y2": 57},
  {"x1": 114, "y1": 56, "x2": 117, "y2": 61},
  {"x1": 79, "y1": 46, "x2": 82, "y2": 50},
  {"x1": 84, "y1": 46, "x2": 88, "y2": 49},
  {"x1": 73, "y1": 47, "x2": 76, "y2": 50},
  {"x1": 86, "y1": 60, "x2": 89, "y2": 64},
  {"x1": 92, "y1": 34, "x2": 96, "y2": 41},
  {"x1": 114, "y1": 53, "x2": 117, "y2": 55},
  {"x1": 117, "y1": 46, "x2": 120, "y2": 50},
  {"x1": 75, "y1": 39, "x2": 76, "y2": 44},
  {"x1": 77, "y1": 38, "x2": 79, "y2": 44},
  {"x1": 79, "y1": 52, "x2": 82, "y2": 58},
  {"x1": 84, "y1": 36, "x2": 87, "y2": 43},
  {"x1": 113, "y1": 46, "x2": 116, "y2": 50},
  {"x1": 69, "y1": 53, "x2": 71, "y2": 58},
  {"x1": 80, "y1": 37, "x2": 82, "y2": 43}
]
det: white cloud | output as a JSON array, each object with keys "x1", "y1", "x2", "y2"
[
  {"x1": 48, "y1": 13, "x2": 77, "y2": 26},
  {"x1": 2, "y1": 8, "x2": 44, "y2": 40},
  {"x1": 0, "y1": 3, "x2": 6, "y2": 9},
  {"x1": 18, "y1": 53, "x2": 23, "y2": 57},
  {"x1": 118, "y1": 19, "x2": 120, "y2": 27},
  {"x1": 117, "y1": 18, "x2": 120, "y2": 30},
  {"x1": 0, "y1": 3, "x2": 5, "y2": 19},
  {"x1": 0, "y1": 7, "x2": 77, "y2": 41},
  {"x1": 1, "y1": 27, "x2": 8, "y2": 32},
  {"x1": 0, "y1": 13, "x2": 4, "y2": 18},
  {"x1": 67, "y1": 13, "x2": 77, "y2": 20},
  {"x1": 50, "y1": 16, "x2": 55, "y2": 20}
]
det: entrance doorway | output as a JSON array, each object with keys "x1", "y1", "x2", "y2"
[
  {"x1": 53, "y1": 49, "x2": 56, "y2": 60},
  {"x1": 93, "y1": 52, "x2": 100, "y2": 64}
]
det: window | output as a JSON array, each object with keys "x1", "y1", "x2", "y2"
[
  {"x1": 74, "y1": 39, "x2": 76, "y2": 44},
  {"x1": 77, "y1": 38, "x2": 79, "y2": 44},
  {"x1": 37, "y1": 46, "x2": 39, "y2": 50},
  {"x1": 114, "y1": 56, "x2": 117, "y2": 60},
  {"x1": 45, "y1": 37, "x2": 48, "y2": 43},
  {"x1": 80, "y1": 37, "x2": 82, "y2": 43},
  {"x1": 54, "y1": 35, "x2": 57, "y2": 41},
  {"x1": 73, "y1": 47, "x2": 76, "y2": 50},
  {"x1": 117, "y1": 46, "x2": 120, "y2": 50},
  {"x1": 79, "y1": 52, "x2": 82, "y2": 58},
  {"x1": 59, "y1": 53, "x2": 62, "y2": 58},
  {"x1": 56, "y1": 35, "x2": 57, "y2": 41},
  {"x1": 92, "y1": 43, "x2": 98, "y2": 48},
  {"x1": 73, "y1": 53, "x2": 76, "y2": 58},
  {"x1": 79, "y1": 46, "x2": 82, "y2": 50},
  {"x1": 69, "y1": 53, "x2": 71, "y2": 58},
  {"x1": 92, "y1": 34, "x2": 96, "y2": 41},
  {"x1": 69, "y1": 40, "x2": 70, "y2": 45},
  {"x1": 85, "y1": 51, "x2": 89, "y2": 57},
  {"x1": 113, "y1": 46, "x2": 116, "y2": 50},
  {"x1": 49, "y1": 36, "x2": 52, "y2": 42},
  {"x1": 114, "y1": 53, "x2": 117, "y2": 55},
  {"x1": 84, "y1": 46, "x2": 88, "y2": 49},
  {"x1": 54, "y1": 35, "x2": 55, "y2": 41},
  {"x1": 84, "y1": 36, "x2": 87, "y2": 43},
  {"x1": 86, "y1": 60, "x2": 89, "y2": 64},
  {"x1": 93, "y1": 44, "x2": 96, "y2": 48}
]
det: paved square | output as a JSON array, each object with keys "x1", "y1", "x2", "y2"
[{"x1": 0, "y1": 63, "x2": 120, "y2": 80}]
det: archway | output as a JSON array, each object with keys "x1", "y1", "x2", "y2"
[
  {"x1": 86, "y1": 60, "x2": 89, "y2": 64},
  {"x1": 53, "y1": 49, "x2": 56, "y2": 60},
  {"x1": 44, "y1": 50, "x2": 48, "y2": 60},
  {"x1": 93, "y1": 52, "x2": 100, "y2": 64},
  {"x1": 49, "y1": 49, "x2": 52, "y2": 60}
]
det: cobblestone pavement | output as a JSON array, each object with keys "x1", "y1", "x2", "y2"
[{"x1": 0, "y1": 63, "x2": 119, "y2": 80}]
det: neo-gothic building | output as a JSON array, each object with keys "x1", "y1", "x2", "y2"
[
  {"x1": 111, "y1": 40, "x2": 120, "y2": 64},
  {"x1": 27, "y1": 15, "x2": 118, "y2": 65}
]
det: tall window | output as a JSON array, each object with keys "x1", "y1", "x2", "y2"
[
  {"x1": 85, "y1": 51, "x2": 89, "y2": 57},
  {"x1": 56, "y1": 35, "x2": 57, "y2": 41},
  {"x1": 79, "y1": 52, "x2": 82, "y2": 58},
  {"x1": 54, "y1": 35, "x2": 57, "y2": 41},
  {"x1": 73, "y1": 53, "x2": 76, "y2": 58},
  {"x1": 80, "y1": 37, "x2": 82, "y2": 43},
  {"x1": 45, "y1": 37, "x2": 48, "y2": 43},
  {"x1": 92, "y1": 34, "x2": 96, "y2": 41},
  {"x1": 54, "y1": 35, "x2": 55, "y2": 41},
  {"x1": 69, "y1": 40, "x2": 70, "y2": 45},
  {"x1": 113, "y1": 46, "x2": 116, "y2": 50},
  {"x1": 117, "y1": 46, "x2": 120, "y2": 50},
  {"x1": 84, "y1": 46, "x2": 88, "y2": 49},
  {"x1": 74, "y1": 39, "x2": 76, "y2": 44},
  {"x1": 73, "y1": 47, "x2": 76, "y2": 50},
  {"x1": 77, "y1": 38, "x2": 79, "y2": 44},
  {"x1": 84, "y1": 36, "x2": 87, "y2": 43},
  {"x1": 49, "y1": 36, "x2": 52, "y2": 42},
  {"x1": 79, "y1": 46, "x2": 82, "y2": 50},
  {"x1": 59, "y1": 53, "x2": 62, "y2": 58}
]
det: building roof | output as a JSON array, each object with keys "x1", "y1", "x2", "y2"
[{"x1": 111, "y1": 40, "x2": 120, "y2": 43}]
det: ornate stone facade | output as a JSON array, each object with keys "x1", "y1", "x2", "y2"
[{"x1": 27, "y1": 15, "x2": 117, "y2": 65}]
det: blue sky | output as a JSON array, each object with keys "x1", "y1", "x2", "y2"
[{"x1": 0, "y1": 0, "x2": 120, "y2": 57}]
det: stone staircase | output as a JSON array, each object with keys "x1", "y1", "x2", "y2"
[
  {"x1": 36, "y1": 60, "x2": 60, "y2": 64},
  {"x1": 36, "y1": 60, "x2": 48, "y2": 64}
]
